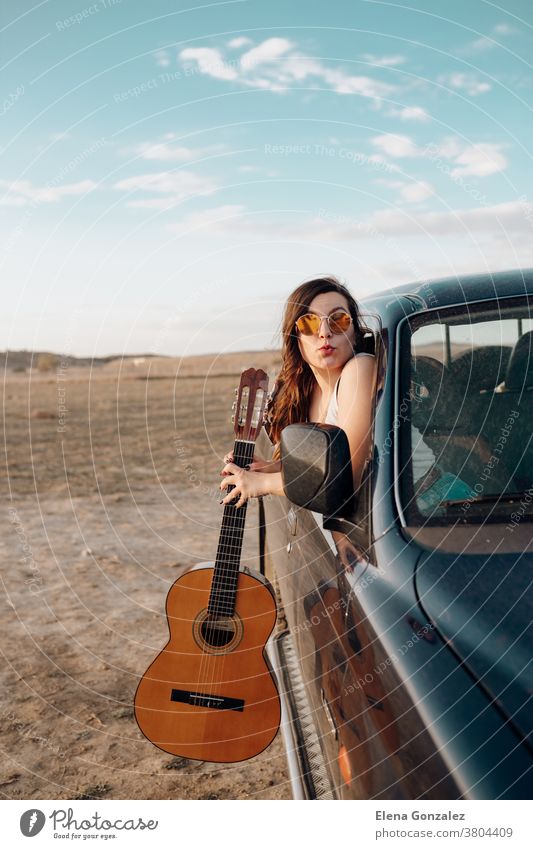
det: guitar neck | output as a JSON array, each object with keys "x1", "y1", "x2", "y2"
[{"x1": 208, "y1": 438, "x2": 256, "y2": 617}]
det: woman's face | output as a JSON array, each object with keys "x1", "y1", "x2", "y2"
[{"x1": 296, "y1": 291, "x2": 356, "y2": 372}]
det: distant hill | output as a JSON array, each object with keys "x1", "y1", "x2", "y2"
[
  {"x1": 0, "y1": 350, "x2": 152, "y2": 372},
  {"x1": 1, "y1": 349, "x2": 282, "y2": 378}
]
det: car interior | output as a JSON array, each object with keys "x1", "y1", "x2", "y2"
[{"x1": 410, "y1": 330, "x2": 533, "y2": 497}]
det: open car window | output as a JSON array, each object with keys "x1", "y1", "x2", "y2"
[{"x1": 399, "y1": 296, "x2": 533, "y2": 526}]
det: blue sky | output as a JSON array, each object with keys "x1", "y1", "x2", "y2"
[{"x1": 2, "y1": 0, "x2": 533, "y2": 356}]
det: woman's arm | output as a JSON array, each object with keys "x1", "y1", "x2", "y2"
[
  {"x1": 219, "y1": 467, "x2": 284, "y2": 508},
  {"x1": 256, "y1": 458, "x2": 282, "y2": 473},
  {"x1": 336, "y1": 355, "x2": 377, "y2": 490}
]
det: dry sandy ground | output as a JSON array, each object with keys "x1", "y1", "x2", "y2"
[{"x1": 0, "y1": 353, "x2": 291, "y2": 799}]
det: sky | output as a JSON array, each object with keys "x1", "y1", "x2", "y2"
[{"x1": 1, "y1": 0, "x2": 533, "y2": 357}]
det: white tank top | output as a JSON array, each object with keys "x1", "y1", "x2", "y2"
[
  {"x1": 324, "y1": 352, "x2": 374, "y2": 425},
  {"x1": 324, "y1": 353, "x2": 435, "y2": 483}
]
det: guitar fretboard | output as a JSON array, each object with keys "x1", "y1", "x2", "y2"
[{"x1": 208, "y1": 439, "x2": 256, "y2": 617}]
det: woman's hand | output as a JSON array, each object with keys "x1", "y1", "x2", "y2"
[
  {"x1": 222, "y1": 450, "x2": 271, "y2": 472},
  {"x1": 219, "y1": 465, "x2": 272, "y2": 508},
  {"x1": 222, "y1": 451, "x2": 281, "y2": 474}
]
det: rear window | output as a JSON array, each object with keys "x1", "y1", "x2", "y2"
[{"x1": 399, "y1": 296, "x2": 533, "y2": 527}]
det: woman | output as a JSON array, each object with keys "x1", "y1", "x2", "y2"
[{"x1": 220, "y1": 276, "x2": 377, "y2": 508}]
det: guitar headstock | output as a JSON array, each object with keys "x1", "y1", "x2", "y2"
[{"x1": 232, "y1": 368, "x2": 269, "y2": 442}]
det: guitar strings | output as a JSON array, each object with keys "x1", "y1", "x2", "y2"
[
  {"x1": 197, "y1": 437, "x2": 255, "y2": 738},
  {"x1": 199, "y1": 438, "x2": 252, "y2": 742}
]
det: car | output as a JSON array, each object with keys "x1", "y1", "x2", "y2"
[{"x1": 257, "y1": 268, "x2": 533, "y2": 800}]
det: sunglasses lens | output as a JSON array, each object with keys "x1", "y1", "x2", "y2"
[
  {"x1": 296, "y1": 314, "x2": 320, "y2": 335},
  {"x1": 329, "y1": 311, "x2": 352, "y2": 333}
]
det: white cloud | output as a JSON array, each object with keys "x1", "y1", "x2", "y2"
[
  {"x1": 365, "y1": 200, "x2": 531, "y2": 238},
  {"x1": 450, "y1": 143, "x2": 507, "y2": 177},
  {"x1": 366, "y1": 153, "x2": 401, "y2": 172},
  {"x1": 312, "y1": 201, "x2": 533, "y2": 243},
  {"x1": 397, "y1": 181, "x2": 434, "y2": 203},
  {"x1": 227, "y1": 37, "x2": 253, "y2": 49},
  {"x1": 428, "y1": 137, "x2": 461, "y2": 160},
  {"x1": 130, "y1": 143, "x2": 199, "y2": 162},
  {"x1": 371, "y1": 133, "x2": 419, "y2": 157},
  {"x1": 165, "y1": 199, "x2": 533, "y2": 244},
  {"x1": 494, "y1": 23, "x2": 514, "y2": 35},
  {"x1": 400, "y1": 180, "x2": 434, "y2": 203},
  {"x1": 360, "y1": 53, "x2": 406, "y2": 67},
  {"x1": 377, "y1": 178, "x2": 434, "y2": 203},
  {"x1": 440, "y1": 72, "x2": 491, "y2": 96},
  {"x1": 467, "y1": 36, "x2": 497, "y2": 53},
  {"x1": 123, "y1": 139, "x2": 223, "y2": 162},
  {"x1": 177, "y1": 37, "x2": 395, "y2": 105},
  {"x1": 180, "y1": 47, "x2": 239, "y2": 81},
  {"x1": 0, "y1": 178, "x2": 96, "y2": 205},
  {"x1": 425, "y1": 137, "x2": 507, "y2": 177},
  {"x1": 240, "y1": 37, "x2": 292, "y2": 70},
  {"x1": 399, "y1": 106, "x2": 430, "y2": 122},
  {"x1": 388, "y1": 105, "x2": 430, "y2": 122},
  {"x1": 154, "y1": 49, "x2": 170, "y2": 67},
  {"x1": 456, "y1": 23, "x2": 515, "y2": 55},
  {"x1": 317, "y1": 63, "x2": 393, "y2": 98},
  {"x1": 113, "y1": 171, "x2": 218, "y2": 209}
]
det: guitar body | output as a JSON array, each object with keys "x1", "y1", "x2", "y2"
[{"x1": 134, "y1": 563, "x2": 281, "y2": 763}]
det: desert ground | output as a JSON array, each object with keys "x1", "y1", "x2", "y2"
[{"x1": 0, "y1": 350, "x2": 292, "y2": 800}]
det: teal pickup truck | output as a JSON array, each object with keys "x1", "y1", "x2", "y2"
[{"x1": 259, "y1": 269, "x2": 533, "y2": 800}]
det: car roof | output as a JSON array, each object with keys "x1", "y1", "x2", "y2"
[{"x1": 366, "y1": 268, "x2": 533, "y2": 311}]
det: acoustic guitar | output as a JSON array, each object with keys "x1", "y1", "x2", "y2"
[{"x1": 134, "y1": 368, "x2": 281, "y2": 763}]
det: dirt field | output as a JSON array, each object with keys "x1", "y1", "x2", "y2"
[{"x1": 0, "y1": 352, "x2": 292, "y2": 800}]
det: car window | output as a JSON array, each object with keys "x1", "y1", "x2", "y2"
[{"x1": 399, "y1": 297, "x2": 533, "y2": 526}]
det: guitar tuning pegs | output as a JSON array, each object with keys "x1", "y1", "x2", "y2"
[
  {"x1": 231, "y1": 401, "x2": 236, "y2": 410},
  {"x1": 230, "y1": 415, "x2": 235, "y2": 423},
  {"x1": 234, "y1": 388, "x2": 238, "y2": 395}
]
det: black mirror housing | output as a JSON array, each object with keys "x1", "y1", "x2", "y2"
[{"x1": 280, "y1": 423, "x2": 355, "y2": 517}]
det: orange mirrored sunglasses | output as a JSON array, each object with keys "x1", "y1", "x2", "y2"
[{"x1": 295, "y1": 309, "x2": 352, "y2": 336}]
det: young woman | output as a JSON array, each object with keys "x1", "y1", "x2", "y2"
[{"x1": 220, "y1": 276, "x2": 377, "y2": 508}]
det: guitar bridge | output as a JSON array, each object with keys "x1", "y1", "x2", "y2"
[{"x1": 170, "y1": 688, "x2": 245, "y2": 712}]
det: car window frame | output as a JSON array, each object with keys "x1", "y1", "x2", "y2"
[{"x1": 394, "y1": 292, "x2": 533, "y2": 529}]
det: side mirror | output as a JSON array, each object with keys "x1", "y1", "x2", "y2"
[{"x1": 280, "y1": 423, "x2": 355, "y2": 517}]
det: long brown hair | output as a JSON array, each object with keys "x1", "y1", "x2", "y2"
[{"x1": 266, "y1": 275, "x2": 370, "y2": 450}]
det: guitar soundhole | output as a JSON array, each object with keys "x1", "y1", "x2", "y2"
[
  {"x1": 193, "y1": 609, "x2": 244, "y2": 654},
  {"x1": 201, "y1": 617, "x2": 236, "y2": 648}
]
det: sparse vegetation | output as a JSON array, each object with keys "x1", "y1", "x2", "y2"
[{"x1": 36, "y1": 353, "x2": 59, "y2": 372}]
